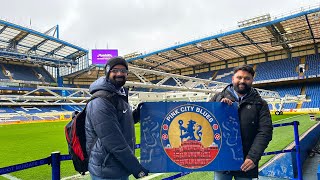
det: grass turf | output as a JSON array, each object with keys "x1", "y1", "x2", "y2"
[{"x1": 0, "y1": 114, "x2": 317, "y2": 180}]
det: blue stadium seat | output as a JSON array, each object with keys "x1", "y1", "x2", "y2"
[
  {"x1": 0, "y1": 66, "x2": 9, "y2": 80},
  {"x1": 34, "y1": 67, "x2": 55, "y2": 83},
  {"x1": 0, "y1": 107, "x2": 15, "y2": 113},
  {"x1": 188, "y1": 71, "x2": 214, "y2": 79},
  {"x1": 2, "y1": 63, "x2": 39, "y2": 82},
  {"x1": 265, "y1": 85, "x2": 302, "y2": 109},
  {"x1": 214, "y1": 68, "x2": 234, "y2": 83},
  {"x1": 305, "y1": 54, "x2": 320, "y2": 77},
  {"x1": 302, "y1": 83, "x2": 320, "y2": 108},
  {"x1": 254, "y1": 58, "x2": 300, "y2": 81}
]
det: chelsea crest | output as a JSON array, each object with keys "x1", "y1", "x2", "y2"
[{"x1": 161, "y1": 104, "x2": 222, "y2": 169}]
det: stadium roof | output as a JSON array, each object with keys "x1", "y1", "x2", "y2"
[
  {"x1": 0, "y1": 20, "x2": 88, "y2": 67},
  {"x1": 126, "y1": 6, "x2": 320, "y2": 71}
]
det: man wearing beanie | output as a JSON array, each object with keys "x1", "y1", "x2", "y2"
[{"x1": 85, "y1": 56, "x2": 149, "y2": 179}]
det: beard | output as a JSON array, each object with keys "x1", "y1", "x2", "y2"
[
  {"x1": 233, "y1": 82, "x2": 251, "y2": 95},
  {"x1": 110, "y1": 75, "x2": 126, "y2": 88}
]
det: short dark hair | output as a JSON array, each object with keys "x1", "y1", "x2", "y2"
[{"x1": 233, "y1": 65, "x2": 255, "y2": 77}]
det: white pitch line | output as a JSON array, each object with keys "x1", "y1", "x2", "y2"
[
  {"x1": 1, "y1": 174, "x2": 22, "y2": 180},
  {"x1": 61, "y1": 156, "x2": 141, "y2": 180},
  {"x1": 273, "y1": 114, "x2": 304, "y2": 123},
  {"x1": 140, "y1": 173, "x2": 165, "y2": 180},
  {"x1": 61, "y1": 174, "x2": 86, "y2": 180}
]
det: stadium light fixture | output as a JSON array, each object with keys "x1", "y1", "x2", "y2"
[
  {"x1": 270, "y1": 30, "x2": 312, "y2": 47},
  {"x1": 314, "y1": 12, "x2": 320, "y2": 20},
  {"x1": 238, "y1": 14, "x2": 271, "y2": 28}
]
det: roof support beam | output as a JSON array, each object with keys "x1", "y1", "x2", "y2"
[
  {"x1": 153, "y1": 41, "x2": 269, "y2": 66},
  {"x1": 28, "y1": 39, "x2": 49, "y2": 53},
  {"x1": 7, "y1": 31, "x2": 29, "y2": 49},
  {"x1": 45, "y1": 44, "x2": 65, "y2": 56},
  {"x1": 266, "y1": 25, "x2": 291, "y2": 52},
  {"x1": 154, "y1": 53, "x2": 189, "y2": 68},
  {"x1": 172, "y1": 49, "x2": 207, "y2": 64},
  {"x1": 0, "y1": 25, "x2": 7, "y2": 34},
  {"x1": 65, "y1": 50, "x2": 80, "y2": 60},
  {"x1": 240, "y1": 32, "x2": 265, "y2": 53},
  {"x1": 215, "y1": 38, "x2": 244, "y2": 57},
  {"x1": 193, "y1": 45, "x2": 226, "y2": 61},
  {"x1": 305, "y1": 14, "x2": 318, "y2": 54},
  {"x1": 143, "y1": 58, "x2": 175, "y2": 69}
]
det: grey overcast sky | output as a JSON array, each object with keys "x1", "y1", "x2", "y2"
[{"x1": 1, "y1": 0, "x2": 320, "y2": 56}]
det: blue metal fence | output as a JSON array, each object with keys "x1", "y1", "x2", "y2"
[{"x1": 0, "y1": 121, "x2": 305, "y2": 180}]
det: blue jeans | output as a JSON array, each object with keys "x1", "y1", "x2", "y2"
[
  {"x1": 90, "y1": 174, "x2": 129, "y2": 180},
  {"x1": 214, "y1": 171, "x2": 253, "y2": 180}
]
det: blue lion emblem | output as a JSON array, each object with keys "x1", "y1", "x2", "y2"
[{"x1": 178, "y1": 120, "x2": 202, "y2": 142}]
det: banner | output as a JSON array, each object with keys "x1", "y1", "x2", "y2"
[
  {"x1": 140, "y1": 102, "x2": 243, "y2": 172},
  {"x1": 91, "y1": 49, "x2": 118, "y2": 64}
]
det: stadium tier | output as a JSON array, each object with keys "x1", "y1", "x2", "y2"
[
  {"x1": 302, "y1": 83, "x2": 320, "y2": 108},
  {"x1": 266, "y1": 85, "x2": 302, "y2": 97},
  {"x1": 305, "y1": 54, "x2": 320, "y2": 77},
  {"x1": 254, "y1": 57, "x2": 300, "y2": 81},
  {"x1": 0, "y1": 106, "x2": 65, "y2": 114},
  {"x1": 265, "y1": 85, "x2": 302, "y2": 109},
  {"x1": 0, "y1": 106, "x2": 72, "y2": 123},
  {"x1": 2, "y1": 63, "x2": 39, "y2": 81},
  {"x1": 33, "y1": 67, "x2": 55, "y2": 83},
  {"x1": 188, "y1": 71, "x2": 215, "y2": 79},
  {"x1": 0, "y1": 62, "x2": 55, "y2": 84},
  {"x1": 212, "y1": 67, "x2": 234, "y2": 83}
]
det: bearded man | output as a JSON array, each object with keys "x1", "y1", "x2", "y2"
[{"x1": 210, "y1": 65, "x2": 273, "y2": 180}]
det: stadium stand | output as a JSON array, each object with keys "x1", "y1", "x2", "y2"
[
  {"x1": 0, "y1": 107, "x2": 16, "y2": 113},
  {"x1": 0, "y1": 63, "x2": 56, "y2": 83},
  {"x1": 33, "y1": 67, "x2": 55, "y2": 83},
  {"x1": 254, "y1": 57, "x2": 300, "y2": 81},
  {"x1": 265, "y1": 85, "x2": 302, "y2": 109},
  {"x1": 305, "y1": 54, "x2": 320, "y2": 77},
  {"x1": 0, "y1": 105, "x2": 72, "y2": 123},
  {"x1": 302, "y1": 83, "x2": 320, "y2": 108},
  {"x1": 188, "y1": 71, "x2": 214, "y2": 79},
  {"x1": 0, "y1": 106, "x2": 67, "y2": 114},
  {"x1": 0, "y1": 66, "x2": 9, "y2": 79},
  {"x1": 266, "y1": 85, "x2": 302, "y2": 97},
  {"x1": 213, "y1": 67, "x2": 234, "y2": 83},
  {"x1": 2, "y1": 63, "x2": 39, "y2": 82}
]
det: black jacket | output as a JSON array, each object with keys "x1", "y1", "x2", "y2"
[
  {"x1": 209, "y1": 84, "x2": 273, "y2": 178},
  {"x1": 85, "y1": 77, "x2": 143, "y2": 178}
]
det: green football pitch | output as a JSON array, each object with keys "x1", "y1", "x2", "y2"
[{"x1": 0, "y1": 114, "x2": 317, "y2": 180}]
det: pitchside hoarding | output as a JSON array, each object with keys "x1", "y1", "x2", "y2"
[
  {"x1": 140, "y1": 102, "x2": 244, "y2": 172},
  {"x1": 91, "y1": 49, "x2": 118, "y2": 64}
]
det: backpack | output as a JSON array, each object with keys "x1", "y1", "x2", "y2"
[{"x1": 64, "y1": 90, "x2": 118, "y2": 175}]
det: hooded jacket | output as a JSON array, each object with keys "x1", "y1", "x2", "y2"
[
  {"x1": 209, "y1": 84, "x2": 273, "y2": 178},
  {"x1": 85, "y1": 76, "x2": 143, "y2": 178}
]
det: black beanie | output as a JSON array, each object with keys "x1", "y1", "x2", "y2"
[{"x1": 104, "y1": 56, "x2": 128, "y2": 78}]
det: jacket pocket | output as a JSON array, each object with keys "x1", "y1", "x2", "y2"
[
  {"x1": 102, "y1": 153, "x2": 111, "y2": 166},
  {"x1": 102, "y1": 154, "x2": 120, "y2": 167}
]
